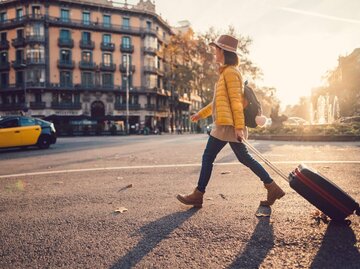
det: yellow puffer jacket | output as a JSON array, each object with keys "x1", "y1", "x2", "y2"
[{"x1": 198, "y1": 65, "x2": 245, "y2": 129}]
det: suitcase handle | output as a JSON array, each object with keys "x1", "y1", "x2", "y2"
[{"x1": 242, "y1": 139, "x2": 290, "y2": 182}]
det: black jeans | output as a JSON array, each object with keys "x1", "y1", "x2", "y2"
[{"x1": 197, "y1": 135, "x2": 273, "y2": 193}]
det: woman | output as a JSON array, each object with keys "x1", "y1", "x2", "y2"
[{"x1": 176, "y1": 34, "x2": 285, "y2": 208}]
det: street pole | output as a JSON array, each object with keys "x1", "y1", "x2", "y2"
[
  {"x1": 125, "y1": 54, "x2": 129, "y2": 135},
  {"x1": 21, "y1": 63, "x2": 27, "y2": 114}
]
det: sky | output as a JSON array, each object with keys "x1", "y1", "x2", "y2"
[{"x1": 127, "y1": 0, "x2": 360, "y2": 107}]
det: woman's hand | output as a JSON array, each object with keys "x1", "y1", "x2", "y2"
[
  {"x1": 190, "y1": 113, "x2": 200, "y2": 122},
  {"x1": 235, "y1": 128, "x2": 245, "y2": 142}
]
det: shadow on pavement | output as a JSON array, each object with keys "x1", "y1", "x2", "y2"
[
  {"x1": 310, "y1": 221, "x2": 360, "y2": 268},
  {"x1": 227, "y1": 217, "x2": 274, "y2": 269},
  {"x1": 109, "y1": 208, "x2": 199, "y2": 269}
]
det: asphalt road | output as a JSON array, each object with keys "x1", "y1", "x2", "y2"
[{"x1": 0, "y1": 134, "x2": 359, "y2": 268}]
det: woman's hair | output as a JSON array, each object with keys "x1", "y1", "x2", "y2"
[{"x1": 223, "y1": 50, "x2": 239, "y2": 66}]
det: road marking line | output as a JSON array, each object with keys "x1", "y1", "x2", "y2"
[{"x1": 0, "y1": 160, "x2": 359, "y2": 179}]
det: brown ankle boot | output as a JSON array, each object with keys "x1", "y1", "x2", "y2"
[
  {"x1": 260, "y1": 181, "x2": 285, "y2": 206},
  {"x1": 177, "y1": 188, "x2": 204, "y2": 207}
]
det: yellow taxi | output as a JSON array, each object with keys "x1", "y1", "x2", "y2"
[{"x1": 0, "y1": 116, "x2": 57, "y2": 149}]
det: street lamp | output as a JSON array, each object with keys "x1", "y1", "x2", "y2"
[{"x1": 20, "y1": 63, "x2": 28, "y2": 114}]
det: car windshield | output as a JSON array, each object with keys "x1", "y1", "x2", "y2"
[{"x1": 35, "y1": 119, "x2": 50, "y2": 127}]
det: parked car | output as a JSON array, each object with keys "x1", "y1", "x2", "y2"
[
  {"x1": 283, "y1": 117, "x2": 309, "y2": 126},
  {"x1": 337, "y1": 116, "x2": 360, "y2": 124},
  {"x1": 0, "y1": 116, "x2": 57, "y2": 149}
]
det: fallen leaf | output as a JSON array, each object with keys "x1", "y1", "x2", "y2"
[
  {"x1": 221, "y1": 171, "x2": 231, "y2": 175},
  {"x1": 219, "y1": 194, "x2": 227, "y2": 200},
  {"x1": 114, "y1": 207, "x2": 128, "y2": 214}
]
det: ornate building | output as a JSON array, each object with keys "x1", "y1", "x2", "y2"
[{"x1": 0, "y1": 0, "x2": 192, "y2": 134}]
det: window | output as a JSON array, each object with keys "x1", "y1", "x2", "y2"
[
  {"x1": 0, "y1": 72, "x2": 8, "y2": 88},
  {"x1": 0, "y1": 118, "x2": 19, "y2": 128},
  {"x1": 146, "y1": 21, "x2": 152, "y2": 30},
  {"x1": 61, "y1": 93, "x2": 72, "y2": 103},
  {"x1": 122, "y1": 54, "x2": 132, "y2": 67},
  {"x1": 103, "y1": 53, "x2": 112, "y2": 66},
  {"x1": 60, "y1": 50, "x2": 71, "y2": 62},
  {"x1": 0, "y1": 12, "x2": 7, "y2": 22},
  {"x1": 74, "y1": 93, "x2": 80, "y2": 103},
  {"x1": 0, "y1": 51, "x2": 8, "y2": 64},
  {"x1": 17, "y1": 29, "x2": 24, "y2": 39},
  {"x1": 81, "y1": 72, "x2": 93, "y2": 87},
  {"x1": 122, "y1": 73, "x2": 133, "y2": 88},
  {"x1": 82, "y1": 51, "x2": 92, "y2": 63},
  {"x1": 82, "y1": 12, "x2": 90, "y2": 25},
  {"x1": 60, "y1": 29, "x2": 70, "y2": 40},
  {"x1": 16, "y1": 8, "x2": 23, "y2": 20},
  {"x1": 28, "y1": 22, "x2": 44, "y2": 36},
  {"x1": 20, "y1": 117, "x2": 36, "y2": 127},
  {"x1": 61, "y1": 9, "x2": 69, "y2": 22},
  {"x1": 0, "y1": 32, "x2": 6, "y2": 41},
  {"x1": 102, "y1": 73, "x2": 113, "y2": 87},
  {"x1": 35, "y1": 93, "x2": 42, "y2": 103},
  {"x1": 15, "y1": 50, "x2": 24, "y2": 63},
  {"x1": 123, "y1": 17, "x2": 130, "y2": 29},
  {"x1": 26, "y1": 45, "x2": 44, "y2": 63},
  {"x1": 82, "y1": 32, "x2": 91, "y2": 42},
  {"x1": 32, "y1": 6, "x2": 41, "y2": 16},
  {"x1": 122, "y1": 36, "x2": 131, "y2": 48},
  {"x1": 60, "y1": 71, "x2": 72, "y2": 87},
  {"x1": 103, "y1": 15, "x2": 111, "y2": 27},
  {"x1": 27, "y1": 69, "x2": 45, "y2": 84},
  {"x1": 16, "y1": 71, "x2": 24, "y2": 86},
  {"x1": 103, "y1": 34, "x2": 111, "y2": 44}
]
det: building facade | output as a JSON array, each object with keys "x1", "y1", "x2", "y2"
[{"x1": 0, "y1": 0, "x2": 192, "y2": 134}]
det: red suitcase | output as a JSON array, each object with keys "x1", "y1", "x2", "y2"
[{"x1": 243, "y1": 140, "x2": 360, "y2": 221}]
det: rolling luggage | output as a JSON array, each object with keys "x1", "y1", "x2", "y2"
[{"x1": 243, "y1": 140, "x2": 360, "y2": 221}]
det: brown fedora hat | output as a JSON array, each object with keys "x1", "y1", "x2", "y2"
[{"x1": 209, "y1": 34, "x2": 240, "y2": 54}]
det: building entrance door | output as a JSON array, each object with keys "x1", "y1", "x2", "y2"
[{"x1": 91, "y1": 101, "x2": 105, "y2": 118}]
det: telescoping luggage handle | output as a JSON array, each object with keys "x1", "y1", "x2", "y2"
[{"x1": 242, "y1": 139, "x2": 290, "y2": 183}]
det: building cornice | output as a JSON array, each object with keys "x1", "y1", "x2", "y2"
[{"x1": 0, "y1": 0, "x2": 173, "y2": 34}]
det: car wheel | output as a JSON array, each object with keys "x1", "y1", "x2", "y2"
[{"x1": 37, "y1": 135, "x2": 51, "y2": 149}]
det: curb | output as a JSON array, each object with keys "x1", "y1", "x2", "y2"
[{"x1": 248, "y1": 135, "x2": 360, "y2": 142}]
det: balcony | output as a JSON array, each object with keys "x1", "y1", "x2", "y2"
[
  {"x1": 99, "y1": 63, "x2": 116, "y2": 72},
  {"x1": 145, "y1": 104, "x2": 156, "y2": 110},
  {"x1": 51, "y1": 102, "x2": 81, "y2": 110},
  {"x1": 26, "y1": 35, "x2": 45, "y2": 44},
  {"x1": 119, "y1": 64, "x2": 135, "y2": 73},
  {"x1": 80, "y1": 40, "x2": 95, "y2": 50},
  {"x1": 114, "y1": 103, "x2": 141, "y2": 110},
  {"x1": 12, "y1": 37, "x2": 26, "y2": 48},
  {"x1": 12, "y1": 60, "x2": 26, "y2": 69},
  {"x1": 101, "y1": 42, "x2": 115, "y2": 52},
  {"x1": 143, "y1": 65, "x2": 158, "y2": 74},
  {"x1": 26, "y1": 58, "x2": 45, "y2": 66},
  {"x1": 143, "y1": 47, "x2": 157, "y2": 55},
  {"x1": 30, "y1": 102, "x2": 46, "y2": 109},
  {"x1": 58, "y1": 38, "x2": 74, "y2": 48},
  {"x1": 0, "y1": 103, "x2": 24, "y2": 111},
  {"x1": 120, "y1": 44, "x2": 134, "y2": 53},
  {"x1": 0, "y1": 40, "x2": 9, "y2": 50},
  {"x1": 25, "y1": 81, "x2": 46, "y2": 88},
  {"x1": 79, "y1": 61, "x2": 96, "y2": 70},
  {"x1": 0, "y1": 61, "x2": 10, "y2": 71},
  {"x1": 57, "y1": 60, "x2": 75, "y2": 69}
]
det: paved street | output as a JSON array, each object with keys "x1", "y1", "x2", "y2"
[{"x1": 0, "y1": 134, "x2": 359, "y2": 268}]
